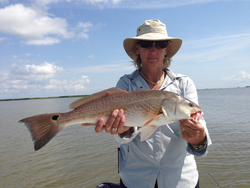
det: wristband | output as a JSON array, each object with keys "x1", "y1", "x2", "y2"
[{"x1": 191, "y1": 138, "x2": 207, "y2": 150}]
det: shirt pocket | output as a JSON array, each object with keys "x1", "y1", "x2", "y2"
[{"x1": 118, "y1": 144, "x2": 129, "y2": 171}]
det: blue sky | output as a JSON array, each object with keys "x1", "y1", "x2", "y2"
[{"x1": 0, "y1": 0, "x2": 250, "y2": 99}]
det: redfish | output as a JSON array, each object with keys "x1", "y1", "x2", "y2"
[{"x1": 19, "y1": 87, "x2": 202, "y2": 151}]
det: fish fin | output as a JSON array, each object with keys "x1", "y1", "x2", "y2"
[
  {"x1": 143, "y1": 114, "x2": 162, "y2": 127},
  {"x1": 19, "y1": 113, "x2": 63, "y2": 151},
  {"x1": 161, "y1": 106, "x2": 169, "y2": 118},
  {"x1": 70, "y1": 87, "x2": 128, "y2": 109},
  {"x1": 138, "y1": 125, "x2": 158, "y2": 141},
  {"x1": 136, "y1": 114, "x2": 162, "y2": 141},
  {"x1": 80, "y1": 123, "x2": 96, "y2": 126}
]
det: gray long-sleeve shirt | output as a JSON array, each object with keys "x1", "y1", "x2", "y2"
[{"x1": 114, "y1": 69, "x2": 212, "y2": 188}]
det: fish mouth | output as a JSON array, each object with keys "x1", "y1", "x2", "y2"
[{"x1": 190, "y1": 111, "x2": 203, "y2": 122}]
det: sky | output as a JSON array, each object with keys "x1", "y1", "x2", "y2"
[{"x1": 0, "y1": 0, "x2": 250, "y2": 99}]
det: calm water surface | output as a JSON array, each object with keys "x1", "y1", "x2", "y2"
[{"x1": 0, "y1": 88, "x2": 249, "y2": 188}]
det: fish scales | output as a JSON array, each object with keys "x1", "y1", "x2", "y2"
[{"x1": 70, "y1": 90, "x2": 162, "y2": 123}]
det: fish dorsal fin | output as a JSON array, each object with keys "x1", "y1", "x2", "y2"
[{"x1": 70, "y1": 87, "x2": 128, "y2": 109}]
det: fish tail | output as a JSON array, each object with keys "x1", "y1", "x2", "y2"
[{"x1": 19, "y1": 113, "x2": 63, "y2": 151}]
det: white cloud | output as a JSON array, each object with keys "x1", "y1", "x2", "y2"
[
  {"x1": 0, "y1": 4, "x2": 74, "y2": 45},
  {"x1": 0, "y1": 0, "x2": 237, "y2": 10},
  {"x1": 223, "y1": 71, "x2": 250, "y2": 82},
  {"x1": 75, "y1": 0, "x2": 227, "y2": 9},
  {"x1": 0, "y1": 62, "x2": 91, "y2": 98},
  {"x1": 0, "y1": 37, "x2": 6, "y2": 41},
  {"x1": 176, "y1": 33, "x2": 250, "y2": 63},
  {"x1": 10, "y1": 62, "x2": 63, "y2": 81},
  {"x1": 0, "y1": 0, "x2": 8, "y2": 4},
  {"x1": 84, "y1": 0, "x2": 122, "y2": 4},
  {"x1": 32, "y1": 0, "x2": 123, "y2": 8},
  {"x1": 26, "y1": 37, "x2": 61, "y2": 45},
  {"x1": 11, "y1": 55, "x2": 35, "y2": 64},
  {"x1": 76, "y1": 21, "x2": 93, "y2": 39},
  {"x1": 0, "y1": 4, "x2": 96, "y2": 45},
  {"x1": 34, "y1": 0, "x2": 60, "y2": 6},
  {"x1": 126, "y1": 0, "x2": 236, "y2": 9},
  {"x1": 34, "y1": 0, "x2": 237, "y2": 9},
  {"x1": 70, "y1": 62, "x2": 134, "y2": 73},
  {"x1": 44, "y1": 76, "x2": 90, "y2": 92},
  {"x1": 88, "y1": 54, "x2": 96, "y2": 58},
  {"x1": 34, "y1": 0, "x2": 73, "y2": 6},
  {"x1": 1, "y1": 0, "x2": 225, "y2": 46},
  {"x1": 77, "y1": 22, "x2": 93, "y2": 32}
]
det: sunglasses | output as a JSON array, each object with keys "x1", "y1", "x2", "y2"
[{"x1": 137, "y1": 40, "x2": 169, "y2": 49}]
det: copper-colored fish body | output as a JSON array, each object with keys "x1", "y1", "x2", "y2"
[
  {"x1": 19, "y1": 87, "x2": 202, "y2": 150},
  {"x1": 66, "y1": 89, "x2": 165, "y2": 127}
]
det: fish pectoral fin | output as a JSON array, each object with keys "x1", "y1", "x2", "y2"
[
  {"x1": 137, "y1": 111, "x2": 175, "y2": 141},
  {"x1": 143, "y1": 114, "x2": 162, "y2": 126},
  {"x1": 137, "y1": 125, "x2": 158, "y2": 141},
  {"x1": 70, "y1": 87, "x2": 128, "y2": 109},
  {"x1": 161, "y1": 106, "x2": 169, "y2": 118},
  {"x1": 80, "y1": 123, "x2": 96, "y2": 126},
  {"x1": 136, "y1": 114, "x2": 162, "y2": 141}
]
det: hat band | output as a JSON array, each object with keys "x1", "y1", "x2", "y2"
[{"x1": 137, "y1": 26, "x2": 168, "y2": 37}]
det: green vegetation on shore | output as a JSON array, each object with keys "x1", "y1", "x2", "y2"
[{"x1": 0, "y1": 95, "x2": 89, "y2": 102}]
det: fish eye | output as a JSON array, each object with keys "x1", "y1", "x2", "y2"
[{"x1": 189, "y1": 103, "x2": 194, "y2": 107}]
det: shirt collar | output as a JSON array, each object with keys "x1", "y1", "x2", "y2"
[{"x1": 128, "y1": 69, "x2": 180, "y2": 90}]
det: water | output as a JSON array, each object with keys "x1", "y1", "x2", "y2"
[
  {"x1": 196, "y1": 88, "x2": 250, "y2": 188},
  {"x1": 0, "y1": 88, "x2": 249, "y2": 188}
]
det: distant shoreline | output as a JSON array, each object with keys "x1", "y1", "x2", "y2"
[
  {"x1": 0, "y1": 86, "x2": 249, "y2": 101},
  {"x1": 0, "y1": 95, "x2": 89, "y2": 102}
]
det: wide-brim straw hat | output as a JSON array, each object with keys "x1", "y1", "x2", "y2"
[{"x1": 123, "y1": 19, "x2": 182, "y2": 60}]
